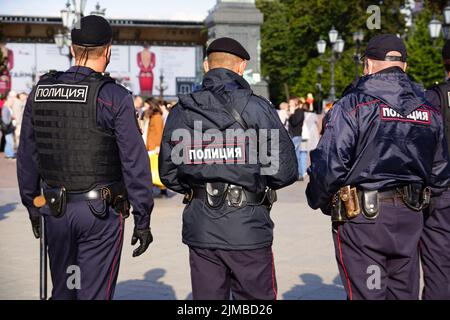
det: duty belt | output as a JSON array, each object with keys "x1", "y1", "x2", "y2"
[
  {"x1": 331, "y1": 184, "x2": 431, "y2": 222},
  {"x1": 43, "y1": 181, "x2": 129, "y2": 219},
  {"x1": 183, "y1": 183, "x2": 277, "y2": 210}
]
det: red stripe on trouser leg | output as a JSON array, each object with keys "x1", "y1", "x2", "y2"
[
  {"x1": 337, "y1": 225, "x2": 353, "y2": 300},
  {"x1": 106, "y1": 213, "x2": 123, "y2": 300},
  {"x1": 271, "y1": 249, "x2": 277, "y2": 300}
]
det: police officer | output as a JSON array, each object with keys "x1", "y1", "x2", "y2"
[
  {"x1": 420, "y1": 40, "x2": 450, "y2": 300},
  {"x1": 159, "y1": 37, "x2": 297, "y2": 300},
  {"x1": 17, "y1": 15, "x2": 154, "y2": 300},
  {"x1": 306, "y1": 34, "x2": 450, "y2": 300}
]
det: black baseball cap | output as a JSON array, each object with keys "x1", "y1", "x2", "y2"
[
  {"x1": 71, "y1": 15, "x2": 112, "y2": 47},
  {"x1": 363, "y1": 34, "x2": 407, "y2": 62},
  {"x1": 206, "y1": 37, "x2": 250, "y2": 60}
]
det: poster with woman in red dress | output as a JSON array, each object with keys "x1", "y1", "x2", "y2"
[{"x1": 137, "y1": 44, "x2": 156, "y2": 97}]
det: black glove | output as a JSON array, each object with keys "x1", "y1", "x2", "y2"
[
  {"x1": 29, "y1": 215, "x2": 41, "y2": 239},
  {"x1": 131, "y1": 227, "x2": 153, "y2": 257}
]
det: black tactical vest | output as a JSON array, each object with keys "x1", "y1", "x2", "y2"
[
  {"x1": 31, "y1": 71, "x2": 123, "y2": 192},
  {"x1": 431, "y1": 82, "x2": 450, "y2": 153}
]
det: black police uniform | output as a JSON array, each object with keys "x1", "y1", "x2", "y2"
[
  {"x1": 17, "y1": 16, "x2": 154, "y2": 300},
  {"x1": 307, "y1": 34, "x2": 450, "y2": 300},
  {"x1": 159, "y1": 38, "x2": 298, "y2": 300},
  {"x1": 421, "y1": 53, "x2": 450, "y2": 299}
]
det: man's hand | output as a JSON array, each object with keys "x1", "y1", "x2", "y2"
[
  {"x1": 29, "y1": 215, "x2": 41, "y2": 239},
  {"x1": 131, "y1": 227, "x2": 153, "y2": 257}
]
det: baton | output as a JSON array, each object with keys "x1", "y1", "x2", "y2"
[
  {"x1": 34, "y1": 195, "x2": 47, "y2": 300},
  {"x1": 39, "y1": 215, "x2": 47, "y2": 300}
]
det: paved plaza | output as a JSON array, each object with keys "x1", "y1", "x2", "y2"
[{"x1": 0, "y1": 155, "x2": 346, "y2": 300}]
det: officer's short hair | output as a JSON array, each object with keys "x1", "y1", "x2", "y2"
[
  {"x1": 207, "y1": 52, "x2": 244, "y2": 69},
  {"x1": 72, "y1": 43, "x2": 110, "y2": 61}
]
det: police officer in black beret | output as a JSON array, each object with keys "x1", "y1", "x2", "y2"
[
  {"x1": 307, "y1": 34, "x2": 450, "y2": 299},
  {"x1": 159, "y1": 37, "x2": 298, "y2": 299},
  {"x1": 17, "y1": 15, "x2": 154, "y2": 299},
  {"x1": 420, "y1": 40, "x2": 450, "y2": 300}
]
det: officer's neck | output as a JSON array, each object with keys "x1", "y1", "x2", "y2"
[{"x1": 74, "y1": 60, "x2": 106, "y2": 73}]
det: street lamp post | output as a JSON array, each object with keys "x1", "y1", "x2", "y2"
[
  {"x1": 316, "y1": 26, "x2": 345, "y2": 102},
  {"x1": 156, "y1": 69, "x2": 169, "y2": 102},
  {"x1": 315, "y1": 65, "x2": 323, "y2": 113},
  {"x1": 428, "y1": 1, "x2": 450, "y2": 40},
  {"x1": 353, "y1": 30, "x2": 364, "y2": 80}
]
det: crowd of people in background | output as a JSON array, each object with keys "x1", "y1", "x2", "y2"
[
  {"x1": 0, "y1": 91, "x2": 28, "y2": 160},
  {"x1": 278, "y1": 94, "x2": 322, "y2": 181},
  {"x1": 0, "y1": 86, "x2": 324, "y2": 184},
  {"x1": 133, "y1": 95, "x2": 176, "y2": 196}
]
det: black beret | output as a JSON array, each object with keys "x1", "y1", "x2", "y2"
[
  {"x1": 71, "y1": 15, "x2": 112, "y2": 47},
  {"x1": 442, "y1": 40, "x2": 450, "y2": 60},
  {"x1": 206, "y1": 37, "x2": 250, "y2": 60},
  {"x1": 363, "y1": 34, "x2": 407, "y2": 62}
]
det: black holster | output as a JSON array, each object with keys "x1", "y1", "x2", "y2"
[
  {"x1": 88, "y1": 183, "x2": 130, "y2": 219},
  {"x1": 43, "y1": 187, "x2": 67, "y2": 218},
  {"x1": 401, "y1": 184, "x2": 431, "y2": 211}
]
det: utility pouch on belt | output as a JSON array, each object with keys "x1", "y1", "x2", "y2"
[
  {"x1": 331, "y1": 193, "x2": 346, "y2": 222},
  {"x1": 227, "y1": 185, "x2": 246, "y2": 208},
  {"x1": 206, "y1": 182, "x2": 229, "y2": 209},
  {"x1": 112, "y1": 195, "x2": 130, "y2": 219},
  {"x1": 361, "y1": 190, "x2": 379, "y2": 219},
  {"x1": 43, "y1": 187, "x2": 67, "y2": 218},
  {"x1": 401, "y1": 184, "x2": 431, "y2": 211},
  {"x1": 264, "y1": 188, "x2": 277, "y2": 211},
  {"x1": 339, "y1": 185, "x2": 360, "y2": 219}
]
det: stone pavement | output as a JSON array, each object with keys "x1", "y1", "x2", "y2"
[{"x1": 0, "y1": 154, "x2": 346, "y2": 300}]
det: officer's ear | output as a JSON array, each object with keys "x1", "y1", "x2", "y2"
[
  {"x1": 237, "y1": 60, "x2": 247, "y2": 76},
  {"x1": 203, "y1": 59, "x2": 210, "y2": 73},
  {"x1": 365, "y1": 59, "x2": 374, "y2": 75},
  {"x1": 402, "y1": 62, "x2": 408, "y2": 72},
  {"x1": 70, "y1": 46, "x2": 76, "y2": 60},
  {"x1": 104, "y1": 45, "x2": 111, "y2": 58}
]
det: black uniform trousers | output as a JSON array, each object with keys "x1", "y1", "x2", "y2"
[
  {"x1": 43, "y1": 199, "x2": 124, "y2": 300},
  {"x1": 189, "y1": 246, "x2": 277, "y2": 300},
  {"x1": 332, "y1": 196, "x2": 422, "y2": 300},
  {"x1": 420, "y1": 189, "x2": 450, "y2": 300}
]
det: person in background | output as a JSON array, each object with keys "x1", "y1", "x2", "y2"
[
  {"x1": 134, "y1": 95, "x2": 144, "y2": 119},
  {"x1": 1, "y1": 93, "x2": 15, "y2": 159},
  {"x1": 142, "y1": 97, "x2": 164, "y2": 155},
  {"x1": 142, "y1": 97, "x2": 166, "y2": 197},
  {"x1": 302, "y1": 104, "x2": 320, "y2": 166},
  {"x1": 277, "y1": 102, "x2": 290, "y2": 132},
  {"x1": 161, "y1": 100, "x2": 170, "y2": 124},
  {"x1": 306, "y1": 93, "x2": 314, "y2": 112},
  {"x1": 10, "y1": 91, "x2": 25, "y2": 150},
  {"x1": 288, "y1": 96, "x2": 305, "y2": 181}
]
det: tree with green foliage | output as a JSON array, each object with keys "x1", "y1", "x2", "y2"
[
  {"x1": 405, "y1": 5, "x2": 445, "y2": 87},
  {"x1": 256, "y1": 0, "x2": 448, "y2": 105}
]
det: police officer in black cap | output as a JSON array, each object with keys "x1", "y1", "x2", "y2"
[
  {"x1": 17, "y1": 15, "x2": 154, "y2": 299},
  {"x1": 159, "y1": 37, "x2": 297, "y2": 300},
  {"x1": 307, "y1": 34, "x2": 450, "y2": 299},
  {"x1": 420, "y1": 40, "x2": 450, "y2": 300}
]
